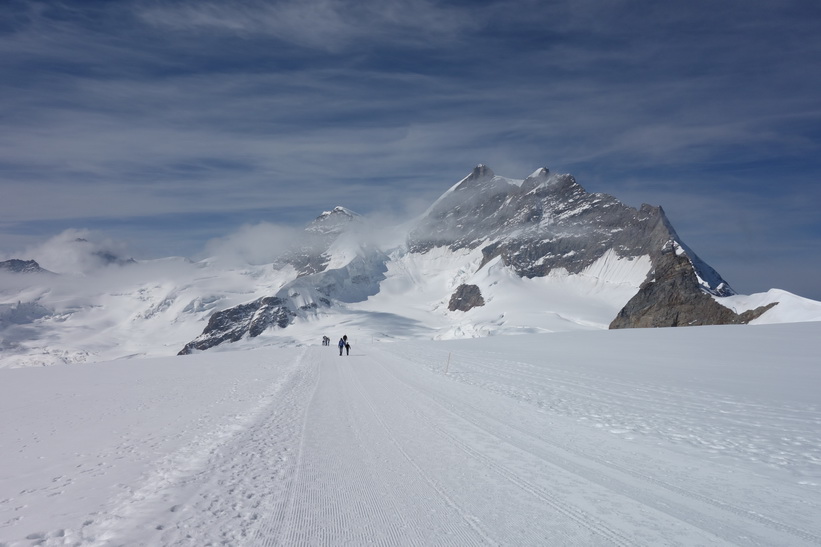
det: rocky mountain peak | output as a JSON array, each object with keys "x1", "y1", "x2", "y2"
[
  {"x1": 459, "y1": 164, "x2": 495, "y2": 185},
  {"x1": 0, "y1": 259, "x2": 51, "y2": 274},
  {"x1": 521, "y1": 167, "x2": 550, "y2": 191}
]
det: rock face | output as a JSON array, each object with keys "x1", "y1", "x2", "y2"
[
  {"x1": 609, "y1": 248, "x2": 777, "y2": 328},
  {"x1": 408, "y1": 165, "x2": 732, "y2": 295},
  {"x1": 179, "y1": 247, "x2": 388, "y2": 355},
  {"x1": 408, "y1": 165, "x2": 753, "y2": 329},
  {"x1": 179, "y1": 297, "x2": 296, "y2": 354},
  {"x1": 0, "y1": 259, "x2": 51, "y2": 274},
  {"x1": 448, "y1": 284, "x2": 485, "y2": 312}
]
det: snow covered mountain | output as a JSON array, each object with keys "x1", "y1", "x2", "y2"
[
  {"x1": 179, "y1": 164, "x2": 793, "y2": 354},
  {"x1": 0, "y1": 259, "x2": 53, "y2": 274},
  {"x1": 1, "y1": 166, "x2": 820, "y2": 366}
]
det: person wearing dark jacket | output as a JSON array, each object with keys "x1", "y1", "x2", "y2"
[{"x1": 338, "y1": 337, "x2": 345, "y2": 356}]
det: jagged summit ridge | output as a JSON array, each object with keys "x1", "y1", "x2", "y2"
[
  {"x1": 408, "y1": 165, "x2": 730, "y2": 297},
  {"x1": 0, "y1": 259, "x2": 52, "y2": 274}
]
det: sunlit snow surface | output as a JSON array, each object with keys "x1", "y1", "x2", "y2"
[
  {"x1": 0, "y1": 249, "x2": 656, "y2": 366},
  {"x1": 0, "y1": 259, "x2": 299, "y2": 367},
  {"x1": 717, "y1": 289, "x2": 821, "y2": 324},
  {"x1": 1, "y1": 323, "x2": 820, "y2": 546},
  {"x1": 3, "y1": 228, "x2": 821, "y2": 367}
]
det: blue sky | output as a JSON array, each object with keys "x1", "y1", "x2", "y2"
[{"x1": 2, "y1": 0, "x2": 820, "y2": 299}]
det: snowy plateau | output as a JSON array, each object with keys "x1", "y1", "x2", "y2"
[{"x1": 1, "y1": 165, "x2": 821, "y2": 545}]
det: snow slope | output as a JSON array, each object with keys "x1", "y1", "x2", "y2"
[
  {"x1": 0, "y1": 259, "x2": 299, "y2": 367},
  {"x1": 717, "y1": 289, "x2": 821, "y2": 324},
  {"x1": 2, "y1": 322, "x2": 820, "y2": 546}
]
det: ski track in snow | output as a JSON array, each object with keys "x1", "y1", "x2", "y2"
[
  {"x1": 109, "y1": 350, "x2": 320, "y2": 546},
  {"x1": 374, "y1": 349, "x2": 819, "y2": 545},
  {"x1": 2, "y1": 326, "x2": 821, "y2": 546}
]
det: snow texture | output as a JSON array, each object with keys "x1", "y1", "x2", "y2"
[{"x1": 1, "y1": 323, "x2": 820, "y2": 545}]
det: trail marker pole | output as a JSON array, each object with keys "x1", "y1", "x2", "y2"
[{"x1": 445, "y1": 352, "x2": 451, "y2": 374}]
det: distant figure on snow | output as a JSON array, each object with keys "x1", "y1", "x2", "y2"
[
  {"x1": 345, "y1": 341, "x2": 351, "y2": 355},
  {"x1": 338, "y1": 337, "x2": 345, "y2": 356}
]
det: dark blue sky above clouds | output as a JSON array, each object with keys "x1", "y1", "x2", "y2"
[{"x1": 1, "y1": 0, "x2": 820, "y2": 299}]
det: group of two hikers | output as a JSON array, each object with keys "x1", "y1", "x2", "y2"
[{"x1": 321, "y1": 334, "x2": 351, "y2": 355}]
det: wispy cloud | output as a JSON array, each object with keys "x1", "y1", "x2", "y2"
[
  {"x1": 1, "y1": 0, "x2": 820, "y2": 298},
  {"x1": 137, "y1": 0, "x2": 481, "y2": 51}
]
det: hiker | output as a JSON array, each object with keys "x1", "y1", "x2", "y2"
[
  {"x1": 338, "y1": 337, "x2": 345, "y2": 356},
  {"x1": 345, "y1": 341, "x2": 351, "y2": 355}
]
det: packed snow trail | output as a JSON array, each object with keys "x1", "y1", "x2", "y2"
[{"x1": 2, "y1": 324, "x2": 821, "y2": 545}]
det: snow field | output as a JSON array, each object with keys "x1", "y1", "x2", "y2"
[
  {"x1": 0, "y1": 260, "x2": 299, "y2": 367},
  {"x1": 718, "y1": 289, "x2": 821, "y2": 324},
  {"x1": 1, "y1": 322, "x2": 820, "y2": 545}
]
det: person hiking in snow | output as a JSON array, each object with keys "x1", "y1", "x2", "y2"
[
  {"x1": 345, "y1": 341, "x2": 351, "y2": 355},
  {"x1": 338, "y1": 337, "x2": 345, "y2": 356}
]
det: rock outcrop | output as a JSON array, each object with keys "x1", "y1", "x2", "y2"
[
  {"x1": 179, "y1": 249, "x2": 388, "y2": 354},
  {"x1": 610, "y1": 247, "x2": 776, "y2": 328},
  {"x1": 178, "y1": 297, "x2": 296, "y2": 354},
  {"x1": 448, "y1": 284, "x2": 485, "y2": 312},
  {"x1": 0, "y1": 259, "x2": 52, "y2": 274}
]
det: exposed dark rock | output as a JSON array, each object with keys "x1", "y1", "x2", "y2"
[
  {"x1": 407, "y1": 164, "x2": 747, "y2": 329},
  {"x1": 0, "y1": 259, "x2": 52, "y2": 274},
  {"x1": 448, "y1": 284, "x2": 485, "y2": 312},
  {"x1": 407, "y1": 166, "x2": 733, "y2": 297},
  {"x1": 179, "y1": 250, "x2": 389, "y2": 354},
  {"x1": 610, "y1": 250, "x2": 776, "y2": 329},
  {"x1": 178, "y1": 297, "x2": 296, "y2": 355},
  {"x1": 71, "y1": 239, "x2": 136, "y2": 267},
  {"x1": 94, "y1": 251, "x2": 137, "y2": 267}
]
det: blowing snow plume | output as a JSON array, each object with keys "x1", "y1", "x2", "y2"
[
  {"x1": 203, "y1": 222, "x2": 305, "y2": 267},
  {"x1": 14, "y1": 229, "x2": 135, "y2": 276}
]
